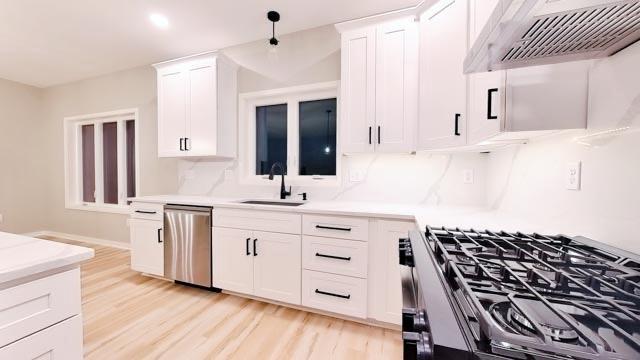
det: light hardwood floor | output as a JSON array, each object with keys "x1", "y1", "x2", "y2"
[{"x1": 43, "y1": 237, "x2": 402, "y2": 359}]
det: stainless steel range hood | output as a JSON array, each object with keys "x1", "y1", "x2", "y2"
[{"x1": 464, "y1": 0, "x2": 640, "y2": 73}]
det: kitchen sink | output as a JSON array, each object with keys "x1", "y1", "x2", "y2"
[{"x1": 239, "y1": 200, "x2": 305, "y2": 207}]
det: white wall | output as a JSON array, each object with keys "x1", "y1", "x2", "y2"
[{"x1": 0, "y1": 78, "x2": 47, "y2": 233}]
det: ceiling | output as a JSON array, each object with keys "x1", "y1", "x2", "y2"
[{"x1": 0, "y1": 0, "x2": 418, "y2": 88}]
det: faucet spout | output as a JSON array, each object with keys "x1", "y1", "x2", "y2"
[{"x1": 268, "y1": 162, "x2": 291, "y2": 199}]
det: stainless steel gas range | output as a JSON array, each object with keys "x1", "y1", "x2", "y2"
[{"x1": 399, "y1": 227, "x2": 640, "y2": 360}]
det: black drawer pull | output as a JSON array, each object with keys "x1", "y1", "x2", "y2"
[
  {"x1": 368, "y1": 126, "x2": 372, "y2": 145},
  {"x1": 315, "y1": 225, "x2": 351, "y2": 232},
  {"x1": 157, "y1": 228, "x2": 162, "y2": 243},
  {"x1": 135, "y1": 210, "x2": 157, "y2": 215},
  {"x1": 316, "y1": 253, "x2": 351, "y2": 261},
  {"x1": 246, "y1": 238, "x2": 251, "y2": 256},
  {"x1": 315, "y1": 289, "x2": 351, "y2": 299},
  {"x1": 454, "y1": 113, "x2": 461, "y2": 136},
  {"x1": 253, "y1": 238, "x2": 258, "y2": 256},
  {"x1": 179, "y1": 138, "x2": 184, "y2": 151}
]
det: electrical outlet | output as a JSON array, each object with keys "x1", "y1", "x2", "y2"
[
  {"x1": 0, "y1": 213, "x2": 3, "y2": 224},
  {"x1": 183, "y1": 169, "x2": 196, "y2": 180},
  {"x1": 224, "y1": 169, "x2": 234, "y2": 180},
  {"x1": 349, "y1": 169, "x2": 363, "y2": 183},
  {"x1": 566, "y1": 161, "x2": 581, "y2": 190},
  {"x1": 463, "y1": 169, "x2": 474, "y2": 184}
]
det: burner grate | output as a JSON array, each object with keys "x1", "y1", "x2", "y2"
[{"x1": 425, "y1": 226, "x2": 640, "y2": 360}]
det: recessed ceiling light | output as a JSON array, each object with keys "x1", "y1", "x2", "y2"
[{"x1": 149, "y1": 13, "x2": 169, "y2": 29}]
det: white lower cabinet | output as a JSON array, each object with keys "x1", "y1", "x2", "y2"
[
  {"x1": 302, "y1": 270, "x2": 367, "y2": 319},
  {"x1": 212, "y1": 227, "x2": 301, "y2": 305},
  {"x1": 368, "y1": 219, "x2": 416, "y2": 325},
  {"x1": 129, "y1": 218, "x2": 164, "y2": 277},
  {"x1": 0, "y1": 315, "x2": 83, "y2": 360},
  {"x1": 252, "y1": 231, "x2": 301, "y2": 304}
]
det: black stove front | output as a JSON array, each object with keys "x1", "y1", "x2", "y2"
[{"x1": 400, "y1": 227, "x2": 640, "y2": 360}]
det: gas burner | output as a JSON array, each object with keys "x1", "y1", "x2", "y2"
[
  {"x1": 491, "y1": 300, "x2": 579, "y2": 342},
  {"x1": 532, "y1": 262, "x2": 553, "y2": 272}
]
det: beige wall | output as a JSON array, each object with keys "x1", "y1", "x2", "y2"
[
  {"x1": 40, "y1": 66, "x2": 179, "y2": 242},
  {"x1": 0, "y1": 78, "x2": 47, "y2": 233}
]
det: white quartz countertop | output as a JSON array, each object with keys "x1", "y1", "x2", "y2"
[
  {"x1": 0, "y1": 232, "x2": 94, "y2": 284},
  {"x1": 130, "y1": 195, "x2": 539, "y2": 232}
]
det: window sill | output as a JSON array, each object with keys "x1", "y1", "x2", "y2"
[
  {"x1": 241, "y1": 176, "x2": 341, "y2": 188},
  {"x1": 66, "y1": 203, "x2": 131, "y2": 215}
]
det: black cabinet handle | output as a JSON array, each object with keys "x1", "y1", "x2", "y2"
[
  {"x1": 454, "y1": 113, "x2": 461, "y2": 136},
  {"x1": 377, "y1": 126, "x2": 381, "y2": 144},
  {"x1": 368, "y1": 126, "x2": 372, "y2": 145},
  {"x1": 315, "y1": 289, "x2": 351, "y2": 299},
  {"x1": 185, "y1": 137, "x2": 190, "y2": 151},
  {"x1": 315, "y1": 225, "x2": 352, "y2": 232},
  {"x1": 157, "y1": 228, "x2": 162, "y2": 243},
  {"x1": 487, "y1": 88, "x2": 498, "y2": 120},
  {"x1": 253, "y1": 238, "x2": 258, "y2": 256},
  {"x1": 315, "y1": 253, "x2": 351, "y2": 261},
  {"x1": 246, "y1": 237, "x2": 251, "y2": 256},
  {"x1": 179, "y1": 138, "x2": 184, "y2": 151},
  {"x1": 135, "y1": 210, "x2": 157, "y2": 214}
]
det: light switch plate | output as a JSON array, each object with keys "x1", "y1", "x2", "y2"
[
  {"x1": 224, "y1": 169, "x2": 234, "y2": 180},
  {"x1": 566, "y1": 161, "x2": 581, "y2": 190},
  {"x1": 349, "y1": 169, "x2": 364, "y2": 183},
  {"x1": 463, "y1": 169, "x2": 474, "y2": 184}
]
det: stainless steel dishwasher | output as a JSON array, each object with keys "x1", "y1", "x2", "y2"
[{"x1": 164, "y1": 204, "x2": 213, "y2": 288}]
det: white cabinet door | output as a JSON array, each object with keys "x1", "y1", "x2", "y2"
[
  {"x1": 212, "y1": 227, "x2": 254, "y2": 295},
  {"x1": 418, "y1": 0, "x2": 468, "y2": 149},
  {"x1": 186, "y1": 60, "x2": 218, "y2": 156},
  {"x1": 253, "y1": 231, "x2": 301, "y2": 305},
  {"x1": 340, "y1": 27, "x2": 376, "y2": 154},
  {"x1": 130, "y1": 219, "x2": 164, "y2": 277},
  {"x1": 0, "y1": 315, "x2": 82, "y2": 360},
  {"x1": 368, "y1": 220, "x2": 415, "y2": 325},
  {"x1": 375, "y1": 20, "x2": 418, "y2": 153},
  {"x1": 467, "y1": 0, "x2": 505, "y2": 144},
  {"x1": 157, "y1": 66, "x2": 187, "y2": 157}
]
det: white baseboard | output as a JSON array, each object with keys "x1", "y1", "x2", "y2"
[{"x1": 22, "y1": 230, "x2": 130, "y2": 250}]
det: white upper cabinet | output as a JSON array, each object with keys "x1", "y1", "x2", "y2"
[
  {"x1": 418, "y1": 0, "x2": 469, "y2": 150},
  {"x1": 154, "y1": 52, "x2": 237, "y2": 158},
  {"x1": 338, "y1": 18, "x2": 418, "y2": 154},
  {"x1": 467, "y1": 0, "x2": 506, "y2": 145},
  {"x1": 341, "y1": 28, "x2": 376, "y2": 154}
]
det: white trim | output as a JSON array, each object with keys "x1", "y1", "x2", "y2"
[
  {"x1": 238, "y1": 82, "x2": 341, "y2": 187},
  {"x1": 64, "y1": 108, "x2": 140, "y2": 214},
  {"x1": 22, "y1": 231, "x2": 131, "y2": 250}
]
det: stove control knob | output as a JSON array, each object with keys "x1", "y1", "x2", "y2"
[
  {"x1": 402, "y1": 308, "x2": 429, "y2": 332},
  {"x1": 399, "y1": 238, "x2": 414, "y2": 267},
  {"x1": 402, "y1": 331, "x2": 432, "y2": 360}
]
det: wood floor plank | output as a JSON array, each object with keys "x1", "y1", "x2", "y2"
[{"x1": 43, "y1": 237, "x2": 402, "y2": 359}]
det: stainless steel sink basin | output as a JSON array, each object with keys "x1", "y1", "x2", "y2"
[{"x1": 239, "y1": 200, "x2": 305, "y2": 207}]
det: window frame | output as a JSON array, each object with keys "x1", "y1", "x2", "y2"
[
  {"x1": 238, "y1": 81, "x2": 341, "y2": 187},
  {"x1": 64, "y1": 108, "x2": 140, "y2": 214}
]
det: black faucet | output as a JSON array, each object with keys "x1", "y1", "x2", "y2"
[{"x1": 268, "y1": 162, "x2": 291, "y2": 199}]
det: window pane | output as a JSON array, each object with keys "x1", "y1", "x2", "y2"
[
  {"x1": 81, "y1": 125, "x2": 95, "y2": 203},
  {"x1": 125, "y1": 120, "x2": 136, "y2": 198},
  {"x1": 103, "y1": 122, "x2": 118, "y2": 204},
  {"x1": 299, "y1": 98, "x2": 337, "y2": 176},
  {"x1": 256, "y1": 104, "x2": 287, "y2": 175}
]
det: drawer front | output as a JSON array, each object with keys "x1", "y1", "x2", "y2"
[
  {"x1": 130, "y1": 202, "x2": 164, "y2": 221},
  {"x1": 0, "y1": 268, "x2": 81, "y2": 346},
  {"x1": 302, "y1": 215, "x2": 369, "y2": 241},
  {"x1": 213, "y1": 208, "x2": 301, "y2": 234},
  {"x1": 302, "y1": 236, "x2": 368, "y2": 278},
  {"x1": 0, "y1": 315, "x2": 82, "y2": 360},
  {"x1": 302, "y1": 270, "x2": 367, "y2": 318}
]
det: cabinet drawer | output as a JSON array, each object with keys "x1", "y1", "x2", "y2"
[
  {"x1": 213, "y1": 208, "x2": 301, "y2": 234},
  {"x1": 0, "y1": 315, "x2": 82, "y2": 360},
  {"x1": 0, "y1": 268, "x2": 81, "y2": 346},
  {"x1": 130, "y1": 202, "x2": 164, "y2": 221},
  {"x1": 302, "y1": 236, "x2": 368, "y2": 278},
  {"x1": 302, "y1": 270, "x2": 367, "y2": 318},
  {"x1": 302, "y1": 215, "x2": 369, "y2": 241}
]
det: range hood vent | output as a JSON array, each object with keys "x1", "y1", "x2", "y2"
[{"x1": 464, "y1": 0, "x2": 640, "y2": 73}]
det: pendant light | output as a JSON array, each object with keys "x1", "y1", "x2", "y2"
[{"x1": 267, "y1": 11, "x2": 280, "y2": 48}]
